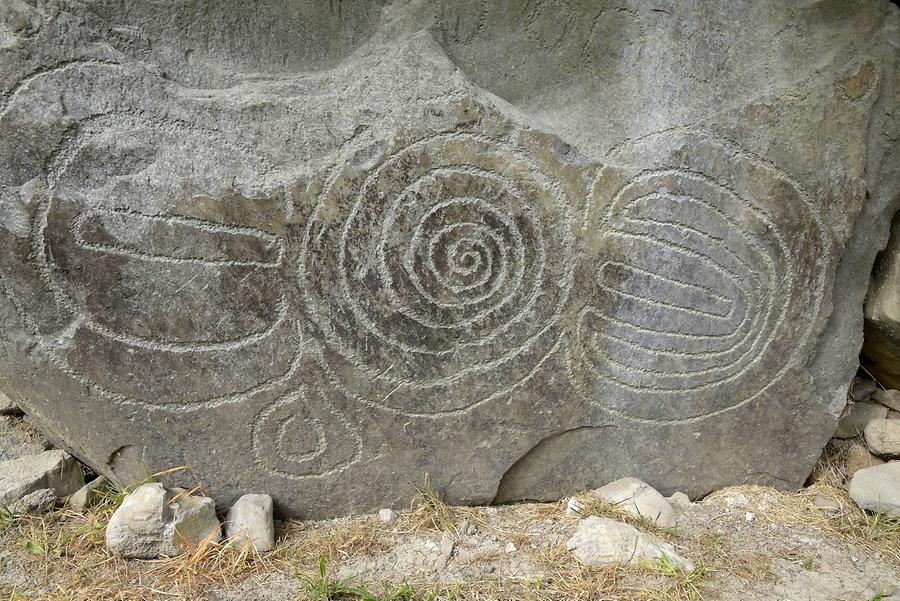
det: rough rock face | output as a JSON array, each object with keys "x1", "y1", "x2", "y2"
[{"x1": 0, "y1": 0, "x2": 899, "y2": 518}]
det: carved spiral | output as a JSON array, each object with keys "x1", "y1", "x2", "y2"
[{"x1": 299, "y1": 132, "x2": 576, "y2": 415}]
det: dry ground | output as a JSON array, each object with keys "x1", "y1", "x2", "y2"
[{"x1": 0, "y1": 447, "x2": 897, "y2": 601}]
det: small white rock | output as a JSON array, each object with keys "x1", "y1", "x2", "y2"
[
  {"x1": 594, "y1": 477, "x2": 676, "y2": 528},
  {"x1": 744, "y1": 511, "x2": 755, "y2": 523},
  {"x1": 813, "y1": 494, "x2": 842, "y2": 516},
  {"x1": 668, "y1": 491, "x2": 692, "y2": 506},
  {"x1": 505, "y1": 542, "x2": 517, "y2": 553},
  {"x1": 566, "y1": 516, "x2": 693, "y2": 571},
  {"x1": 848, "y1": 462, "x2": 900, "y2": 517},
  {"x1": 378, "y1": 508, "x2": 399, "y2": 523},
  {"x1": 224, "y1": 494, "x2": 275, "y2": 552},
  {"x1": 565, "y1": 496, "x2": 584, "y2": 517},
  {"x1": 106, "y1": 483, "x2": 222, "y2": 559}
]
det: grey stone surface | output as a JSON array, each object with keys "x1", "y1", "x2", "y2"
[
  {"x1": 68, "y1": 475, "x2": 108, "y2": 512},
  {"x1": 0, "y1": 0, "x2": 898, "y2": 518},
  {"x1": 0, "y1": 450, "x2": 83, "y2": 507},
  {"x1": 566, "y1": 516, "x2": 693, "y2": 570},
  {"x1": 848, "y1": 462, "x2": 900, "y2": 517},
  {"x1": 593, "y1": 477, "x2": 676, "y2": 528},
  {"x1": 834, "y1": 402, "x2": 889, "y2": 439},
  {"x1": 106, "y1": 483, "x2": 222, "y2": 558},
  {"x1": 224, "y1": 494, "x2": 275, "y2": 552},
  {"x1": 864, "y1": 419, "x2": 900, "y2": 459}
]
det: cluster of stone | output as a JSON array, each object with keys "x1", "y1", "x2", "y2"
[
  {"x1": 832, "y1": 378, "x2": 900, "y2": 517},
  {"x1": 105, "y1": 485, "x2": 275, "y2": 559},
  {"x1": 563, "y1": 477, "x2": 693, "y2": 570},
  {"x1": 0, "y1": 394, "x2": 85, "y2": 516}
]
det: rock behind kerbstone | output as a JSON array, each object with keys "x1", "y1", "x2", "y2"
[
  {"x1": 835, "y1": 403, "x2": 889, "y2": 439},
  {"x1": 106, "y1": 483, "x2": 222, "y2": 559},
  {"x1": 566, "y1": 516, "x2": 693, "y2": 570},
  {"x1": 850, "y1": 377, "x2": 878, "y2": 402},
  {"x1": 846, "y1": 444, "x2": 885, "y2": 477},
  {"x1": 0, "y1": 0, "x2": 898, "y2": 518},
  {"x1": 224, "y1": 494, "x2": 275, "y2": 552},
  {"x1": 68, "y1": 476, "x2": 109, "y2": 512},
  {"x1": 0, "y1": 450, "x2": 84, "y2": 507},
  {"x1": 865, "y1": 420, "x2": 900, "y2": 459},
  {"x1": 848, "y1": 462, "x2": 900, "y2": 517},
  {"x1": 873, "y1": 389, "x2": 900, "y2": 412}
]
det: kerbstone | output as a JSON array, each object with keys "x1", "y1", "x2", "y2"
[{"x1": 0, "y1": 0, "x2": 898, "y2": 518}]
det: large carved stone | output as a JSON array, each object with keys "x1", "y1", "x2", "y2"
[{"x1": 0, "y1": 0, "x2": 898, "y2": 518}]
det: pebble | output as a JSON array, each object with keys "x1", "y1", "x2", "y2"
[
  {"x1": 813, "y1": 494, "x2": 843, "y2": 515},
  {"x1": 594, "y1": 477, "x2": 677, "y2": 528},
  {"x1": 850, "y1": 377, "x2": 878, "y2": 402},
  {"x1": 848, "y1": 462, "x2": 900, "y2": 517},
  {"x1": 566, "y1": 516, "x2": 694, "y2": 570},
  {"x1": 68, "y1": 476, "x2": 109, "y2": 513},
  {"x1": 872, "y1": 388, "x2": 900, "y2": 412},
  {"x1": 224, "y1": 494, "x2": 275, "y2": 552},
  {"x1": 668, "y1": 491, "x2": 692, "y2": 506},
  {"x1": 864, "y1": 419, "x2": 900, "y2": 459},
  {"x1": 12, "y1": 488, "x2": 57, "y2": 514},
  {"x1": 0, "y1": 392, "x2": 22, "y2": 416},
  {"x1": 846, "y1": 444, "x2": 885, "y2": 476},
  {"x1": 378, "y1": 508, "x2": 399, "y2": 523},
  {"x1": 565, "y1": 496, "x2": 583, "y2": 517}
]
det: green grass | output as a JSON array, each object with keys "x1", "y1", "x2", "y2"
[{"x1": 298, "y1": 557, "x2": 416, "y2": 601}]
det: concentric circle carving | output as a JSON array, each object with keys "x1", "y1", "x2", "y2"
[{"x1": 251, "y1": 387, "x2": 361, "y2": 480}]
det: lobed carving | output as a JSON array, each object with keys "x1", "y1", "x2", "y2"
[{"x1": 570, "y1": 131, "x2": 829, "y2": 423}]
